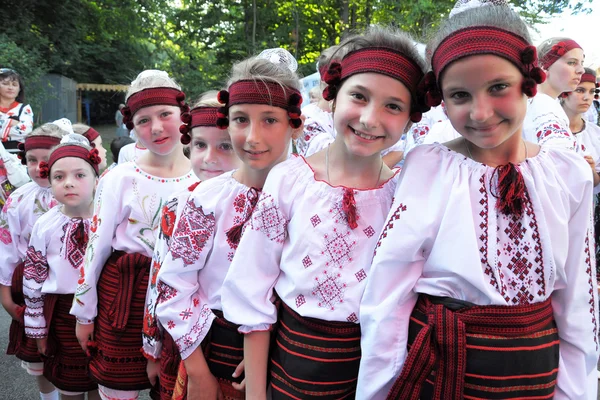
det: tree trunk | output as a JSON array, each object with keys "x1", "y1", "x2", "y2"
[
  {"x1": 252, "y1": 0, "x2": 257, "y2": 54},
  {"x1": 365, "y1": 0, "x2": 372, "y2": 26}
]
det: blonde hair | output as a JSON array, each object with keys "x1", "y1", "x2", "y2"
[
  {"x1": 426, "y1": 5, "x2": 531, "y2": 72},
  {"x1": 227, "y1": 56, "x2": 301, "y2": 95},
  {"x1": 28, "y1": 123, "x2": 70, "y2": 139},
  {"x1": 193, "y1": 90, "x2": 221, "y2": 108},
  {"x1": 125, "y1": 70, "x2": 181, "y2": 101},
  {"x1": 72, "y1": 123, "x2": 91, "y2": 135}
]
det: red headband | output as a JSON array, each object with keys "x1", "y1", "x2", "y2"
[
  {"x1": 121, "y1": 87, "x2": 189, "y2": 130},
  {"x1": 422, "y1": 27, "x2": 546, "y2": 107},
  {"x1": 581, "y1": 73, "x2": 597, "y2": 85},
  {"x1": 39, "y1": 145, "x2": 101, "y2": 179},
  {"x1": 179, "y1": 107, "x2": 219, "y2": 145},
  {"x1": 539, "y1": 39, "x2": 582, "y2": 70},
  {"x1": 17, "y1": 136, "x2": 61, "y2": 165},
  {"x1": 322, "y1": 47, "x2": 426, "y2": 122},
  {"x1": 216, "y1": 80, "x2": 303, "y2": 130},
  {"x1": 83, "y1": 127, "x2": 100, "y2": 145},
  {"x1": 563, "y1": 73, "x2": 600, "y2": 100}
]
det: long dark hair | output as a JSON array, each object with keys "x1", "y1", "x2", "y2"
[{"x1": 0, "y1": 68, "x2": 25, "y2": 103}]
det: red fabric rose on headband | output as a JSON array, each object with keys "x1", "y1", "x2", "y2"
[
  {"x1": 322, "y1": 62, "x2": 343, "y2": 101},
  {"x1": 39, "y1": 161, "x2": 50, "y2": 179},
  {"x1": 88, "y1": 148, "x2": 101, "y2": 165}
]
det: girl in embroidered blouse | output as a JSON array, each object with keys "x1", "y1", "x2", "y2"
[
  {"x1": 0, "y1": 119, "x2": 72, "y2": 400},
  {"x1": 358, "y1": 2, "x2": 598, "y2": 399},
  {"x1": 70, "y1": 70, "x2": 195, "y2": 400},
  {"x1": 0, "y1": 68, "x2": 33, "y2": 150},
  {"x1": 219, "y1": 27, "x2": 428, "y2": 399},
  {"x1": 141, "y1": 90, "x2": 242, "y2": 400},
  {"x1": 23, "y1": 134, "x2": 101, "y2": 400},
  {"x1": 153, "y1": 49, "x2": 304, "y2": 400},
  {"x1": 73, "y1": 123, "x2": 109, "y2": 171},
  {"x1": 522, "y1": 37, "x2": 585, "y2": 151}
]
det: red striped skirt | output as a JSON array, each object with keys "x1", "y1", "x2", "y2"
[
  {"x1": 270, "y1": 302, "x2": 361, "y2": 399},
  {"x1": 89, "y1": 251, "x2": 153, "y2": 391},
  {"x1": 156, "y1": 332, "x2": 180, "y2": 400},
  {"x1": 7, "y1": 262, "x2": 42, "y2": 363},
  {"x1": 42, "y1": 294, "x2": 98, "y2": 392},
  {"x1": 387, "y1": 295, "x2": 559, "y2": 400},
  {"x1": 171, "y1": 310, "x2": 245, "y2": 400}
]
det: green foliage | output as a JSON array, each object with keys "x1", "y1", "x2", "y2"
[{"x1": 1, "y1": 0, "x2": 592, "y2": 103}]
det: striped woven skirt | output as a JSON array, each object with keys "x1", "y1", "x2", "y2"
[
  {"x1": 270, "y1": 302, "x2": 361, "y2": 399},
  {"x1": 387, "y1": 295, "x2": 559, "y2": 400},
  {"x1": 155, "y1": 331, "x2": 180, "y2": 400},
  {"x1": 7, "y1": 262, "x2": 42, "y2": 363},
  {"x1": 172, "y1": 310, "x2": 244, "y2": 400},
  {"x1": 42, "y1": 294, "x2": 98, "y2": 392},
  {"x1": 89, "y1": 251, "x2": 153, "y2": 391}
]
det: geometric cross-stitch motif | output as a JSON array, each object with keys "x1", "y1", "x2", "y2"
[
  {"x1": 321, "y1": 228, "x2": 356, "y2": 269},
  {"x1": 310, "y1": 214, "x2": 321, "y2": 227},
  {"x1": 355, "y1": 269, "x2": 367, "y2": 282},
  {"x1": 60, "y1": 220, "x2": 89, "y2": 269},
  {"x1": 251, "y1": 193, "x2": 287, "y2": 243},
  {"x1": 170, "y1": 199, "x2": 216, "y2": 266},
  {"x1": 296, "y1": 294, "x2": 306, "y2": 308},
  {"x1": 347, "y1": 312, "x2": 358, "y2": 323},
  {"x1": 24, "y1": 246, "x2": 48, "y2": 284},
  {"x1": 374, "y1": 202, "x2": 407, "y2": 256},
  {"x1": 302, "y1": 255, "x2": 313, "y2": 268},
  {"x1": 312, "y1": 270, "x2": 347, "y2": 310},
  {"x1": 363, "y1": 225, "x2": 375, "y2": 238}
]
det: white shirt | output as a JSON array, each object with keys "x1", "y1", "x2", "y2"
[
  {"x1": 404, "y1": 104, "x2": 448, "y2": 155},
  {"x1": 422, "y1": 120, "x2": 461, "y2": 145},
  {"x1": 0, "y1": 102, "x2": 34, "y2": 142},
  {"x1": 296, "y1": 103, "x2": 335, "y2": 157},
  {"x1": 118, "y1": 142, "x2": 148, "y2": 164},
  {"x1": 574, "y1": 120, "x2": 600, "y2": 194},
  {"x1": 221, "y1": 155, "x2": 400, "y2": 333},
  {"x1": 152, "y1": 172, "x2": 263, "y2": 359},
  {"x1": 357, "y1": 143, "x2": 598, "y2": 400},
  {"x1": 0, "y1": 182, "x2": 57, "y2": 285},
  {"x1": 70, "y1": 162, "x2": 195, "y2": 322},
  {"x1": 23, "y1": 207, "x2": 91, "y2": 338},
  {"x1": 523, "y1": 93, "x2": 576, "y2": 151}
]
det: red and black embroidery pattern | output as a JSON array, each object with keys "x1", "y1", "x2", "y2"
[
  {"x1": 320, "y1": 228, "x2": 356, "y2": 269},
  {"x1": 60, "y1": 220, "x2": 90, "y2": 269},
  {"x1": 478, "y1": 175, "x2": 501, "y2": 292},
  {"x1": 170, "y1": 199, "x2": 216, "y2": 266},
  {"x1": 584, "y1": 232, "x2": 598, "y2": 349},
  {"x1": 159, "y1": 197, "x2": 179, "y2": 247},
  {"x1": 24, "y1": 246, "x2": 48, "y2": 284},
  {"x1": 173, "y1": 305, "x2": 213, "y2": 356},
  {"x1": 374, "y1": 202, "x2": 407, "y2": 256},
  {"x1": 157, "y1": 281, "x2": 179, "y2": 305},
  {"x1": 250, "y1": 193, "x2": 287, "y2": 243},
  {"x1": 312, "y1": 270, "x2": 347, "y2": 310}
]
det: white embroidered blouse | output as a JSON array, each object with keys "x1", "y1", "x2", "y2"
[
  {"x1": 0, "y1": 102, "x2": 34, "y2": 142},
  {"x1": 221, "y1": 155, "x2": 400, "y2": 333},
  {"x1": 523, "y1": 93, "x2": 576, "y2": 151},
  {"x1": 574, "y1": 120, "x2": 600, "y2": 194},
  {"x1": 0, "y1": 182, "x2": 57, "y2": 286},
  {"x1": 357, "y1": 143, "x2": 598, "y2": 400},
  {"x1": 152, "y1": 172, "x2": 265, "y2": 359},
  {"x1": 296, "y1": 103, "x2": 334, "y2": 157},
  {"x1": 23, "y1": 207, "x2": 90, "y2": 338},
  {"x1": 69, "y1": 162, "x2": 195, "y2": 322}
]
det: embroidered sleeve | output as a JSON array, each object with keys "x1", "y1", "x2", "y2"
[
  {"x1": 357, "y1": 149, "x2": 437, "y2": 400},
  {"x1": 23, "y1": 223, "x2": 49, "y2": 338},
  {"x1": 142, "y1": 196, "x2": 179, "y2": 360},
  {"x1": 70, "y1": 179, "x2": 121, "y2": 321},
  {"x1": 0, "y1": 193, "x2": 24, "y2": 285},
  {"x1": 9, "y1": 104, "x2": 33, "y2": 140},
  {"x1": 222, "y1": 173, "x2": 291, "y2": 333},
  {"x1": 532, "y1": 113, "x2": 576, "y2": 151},
  {"x1": 155, "y1": 196, "x2": 217, "y2": 360},
  {"x1": 551, "y1": 175, "x2": 599, "y2": 399}
]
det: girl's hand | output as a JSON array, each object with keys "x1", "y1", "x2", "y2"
[
  {"x1": 584, "y1": 155, "x2": 600, "y2": 186},
  {"x1": 3, "y1": 300, "x2": 21, "y2": 320},
  {"x1": 36, "y1": 337, "x2": 48, "y2": 356},
  {"x1": 75, "y1": 321, "x2": 94, "y2": 353},
  {"x1": 187, "y1": 371, "x2": 224, "y2": 400},
  {"x1": 231, "y1": 359, "x2": 246, "y2": 392},
  {"x1": 147, "y1": 359, "x2": 161, "y2": 386}
]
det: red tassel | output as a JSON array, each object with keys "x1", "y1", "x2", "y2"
[
  {"x1": 492, "y1": 163, "x2": 526, "y2": 216},
  {"x1": 226, "y1": 187, "x2": 261, "y2": 246},
  {"x1": 226, "y1": 224, "x2": 244, "y2": 247},
  {"x1": 342, "y1": 189, "x2": 359, "y2": 229}
]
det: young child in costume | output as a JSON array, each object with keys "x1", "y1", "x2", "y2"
[
  {"x1": 357, "y1": 2, "x2": 598, "y2": 399},
  {"x1": 70, "y1": 70, "x2": 195, "y2": 400},
  {"x1": 0, "y1": 119, "x2": 73, "y2": 400},
  {"x1": 142, "y1": 90, "x2": 242, "y2": 399},
  {"x1": 221, "y1": 26, "x2": 428, "y2": 399},
  {"x1": 154, "y1": 49, "x2": 303, "y2": 399},
  {"x1": 0, "y1": 138, "x2": 30, "y2": 207},
  {"x1": 73, "y1": 124, "x2": 109, "y2": 171},
  {"x1": 522, "y1": 37, "x2": 585, "y2": 150},
  {"x1": 0, "y1": 68, "x2": 33, "y2": 150},
  {"x1": 23, "y1": 134, "x2": 101, "y2": 400}
]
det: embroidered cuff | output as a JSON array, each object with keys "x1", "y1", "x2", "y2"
[
  {"x1": 238, "y1": 324, "x2": 273, "y2": 335},
  {"x1": 76, "y1": 318, "x2": 94, "y2": 325}
]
